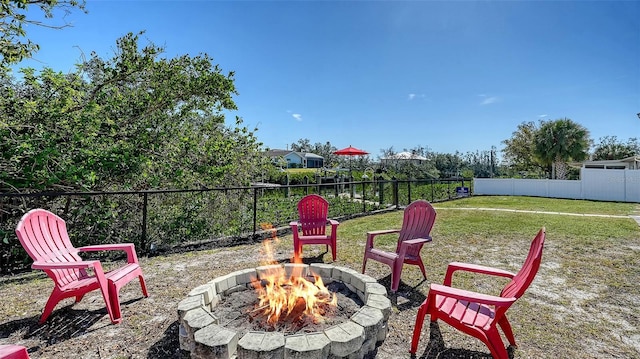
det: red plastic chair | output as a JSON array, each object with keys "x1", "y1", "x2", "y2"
[
  {"x1": 410, "y1": 228, "x2": 546, "y2": 359},
  {"x1": 362, "y1": 200, "x2": 436, "y2": 293},
  {"x1": 289, "y1": 194, "x2": 339, "y2": 261},
  {"x1": 0, "y1": 345, "x2": 30, "y2": 359},
  {"x1": 15, "y1": 209, "x2": 149, "y2": 324}
]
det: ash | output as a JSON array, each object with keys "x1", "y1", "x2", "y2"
[{"x1": 212, "y1": 281, "x2": 364, "y2": 337}]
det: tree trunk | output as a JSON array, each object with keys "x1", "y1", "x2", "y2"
[{"x1": 554, "y1": 154, "x2": 567, "y2": 180}]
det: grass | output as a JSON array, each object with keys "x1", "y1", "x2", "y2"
[
  {"x1": 321, "y1": 196, "x2": 640, "y2": 358},
  {"x1": 435, "y1": 195, "x2": 637, "y2": 216},
  {"x1": 1, "y1": 196, "x2": 639, "y2": 358}
]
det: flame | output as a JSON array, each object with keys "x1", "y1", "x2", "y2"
[{"x1": 252, "y1": 223, "x2": 337, "y2": 325}]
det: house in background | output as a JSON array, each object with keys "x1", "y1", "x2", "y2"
[
  {"x1": 380, "y1": 151, "x2": 428, "y2": 166},
  {"x1": 580, "y1": 156, "x2": 640, "y2": 170},
  {"x1": 264, "y1": 149, "x2": 324, "y2": 169}
]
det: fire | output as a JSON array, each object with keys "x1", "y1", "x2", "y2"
[{"x1": 252, "y1": 223, "x2": 337, "y2": 325}]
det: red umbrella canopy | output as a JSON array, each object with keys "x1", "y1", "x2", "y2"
[{"x1": 334, "y1": 145, "x2": 369, "y2": 156}]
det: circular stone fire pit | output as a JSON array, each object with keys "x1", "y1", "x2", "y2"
[{"x1": 177, "y1": 263, "x2": 391, "y2": 359}]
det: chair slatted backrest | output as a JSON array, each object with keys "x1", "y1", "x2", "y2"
[
  {"x1": 297, "y1": 194, "x2": 329, "y2": 236},
  {"x1": 16, "y1": 209, "x2": 87, "y2": 286},
  {"x1": 396, "y1": 200, "x2": 437, "y2": 256},
  {"x1": 500, "y1": 227, "x2": 546, "y2": 300}
]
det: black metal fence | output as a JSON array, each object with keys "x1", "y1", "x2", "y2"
[{"x1": 0, "y1": 177, "x2": 472, "y2": 273}]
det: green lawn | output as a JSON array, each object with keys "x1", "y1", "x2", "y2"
[{"x1": 435, "y1": 195, "x2": 638, "y2": 216}]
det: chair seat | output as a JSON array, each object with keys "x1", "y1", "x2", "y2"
[
  {"x1": 106, "y1": 263, "x2": 142, "y2": 283},
  {"x1": 0, "y1": 345, "x2": 30, "y2": 359},
  {"x1": 435, "y1": 295, "x2": 495, "y2": 330},
  {"x1": 58, "y1": 275, "x2": 100, "y2": 292},
  {"x1": 368, "y1": 248, "x2": 399, "y2": 260}
]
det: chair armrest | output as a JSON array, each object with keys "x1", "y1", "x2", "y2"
[
  {"x1": 365, "y1": 229, "x2": 401, "y2": 249},
  {"x1": 32, "y1": 260, "x2": 100, "y2": 271},
  {"x1": 289, "y1": 221, "x2": 300, "y2": 240},
  {"x1": 328, "y1": 219, "x2": 339, "y2": 226},
  {"x1": 367, "y1": 229, "x2": 400, "y2": 236},
  {"x1": 430, "y1": 283, "x2": 515, "y2": 307},
  {"x1": 402, "y1": 237, "x2": 432, "y2": 246},
  {"x1": 78, "y1": 243, "x2": 139, "y2": 263},
  {"x1": 444, "y1": 262, "x2": 515, "y2": 286},
  {"x1": 397, "y1": 237, "x2": 432, "y2": 257}
]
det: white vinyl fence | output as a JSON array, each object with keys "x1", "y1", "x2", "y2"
[{"x1": 474, "y1": 168, "x2": 640, "y2": 203}]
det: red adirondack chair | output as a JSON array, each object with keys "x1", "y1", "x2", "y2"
[
  {"x1": 410, "y1": 228, "x2": 546, "y2": 359},
  {"x1": 362, "y1": 200, "x2": 436, "y2": 293},
  {"x1": 15, "y1": 209, "x2": 149, "y2": 324},
  {"x1": 290, "y1": 194, "x2": 339, "y2": 261},
  {"x1": 0, "y1": 345, "x2": 30, "y2": 359}
]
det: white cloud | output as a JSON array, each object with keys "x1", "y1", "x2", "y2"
[
  {"x1": 538, "y1": 114, "x2": 548, "y2": 118},
  {"x1": 478, "y1": 95, "x2": 499, "y2": 105},
  {"x1": 292, "y1": 113, "x2": 302, "y2": 121},
  {"x1": 408, "y1": 93, "x2": 427, "y2": 101}
]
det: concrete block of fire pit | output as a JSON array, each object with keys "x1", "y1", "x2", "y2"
[
  {"x1": 350, "y1": 306, "x2": 385, "y2": 353},
  {"x1": 363, "y1": 283, "x2": 387, "y2": 303},
  {"x1": 284, "y1": 332, "x2": 331, "y2": 358},
  {"x1": 309, "y1": 263, "x2": 335, "y2": 283},
  {"x1": 284, "y1": 263, "x2": 309, "y2": 278},
  {"x1": 189, "y1": 283, "x2": 217, "y2": 305},
  {"x1": 365, "y1": 294, "x2": 392, "y2": 321},
  {"x1": 324, "y1": 321, "x2": 365, "y2": 357},
  {"x1": 256, "y1": 264, "x2": 284, "y2": 278},
  {"x1": 349, "y1": 273, "x2": 378, "y2": 300},
  {"x1": 193, "y1": 324, "x2": 238, "y2": 359},
  {"x1": 181, "y1": 307, "x2": 219, "y2": 351},
  {"x1": 332, "y1": 267, "x2": 359, "y2": 287},
  {"x1": 237, "y1": 331, "x2": 285, "y2": 358},
  {"x1": 209, "y1": 273, "x2": 237, "y2": 294},
  {"x1": 232, "y1": 268, "x2": 258, "y2": 287},
  {"x1": 178, "y1": 295, "x2": 204, "y2": 321}
]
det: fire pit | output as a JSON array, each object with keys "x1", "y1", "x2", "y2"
[{"x1": 177, "y1": 263, "x2": 390, "y2": 359}]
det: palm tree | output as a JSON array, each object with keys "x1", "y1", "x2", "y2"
[{"x1": 534, "y1": 118, "x2": 591, "y2": 179}]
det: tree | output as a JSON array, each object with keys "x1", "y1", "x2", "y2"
[
  {"x1": 462, "y1": 147, "x2": 498, "y2": 178},
  {"x1": 311, "y1": 141, "x2": 338, "y2": 167},
  {"x1": 592, "y1": 136, "x2": 639, "y2": 160},
  {"x1": 534, "y1": 118, "x2": 591, "y2": 179},
  {"x1": 1, "y1": 31, "x2": 264, "y2": 191},
  {"x1": 290, "y1": 138, "x2": 312, "y2": 152},
  {"x1": 1, "y1": 0, "x2": 87, "y2": 66},
  {"x1": 431, "y1": 152, "x2": 463, "y2": 178},
  {"x1": 502, "y1": 121, "x2": 547, "y2": 177}
]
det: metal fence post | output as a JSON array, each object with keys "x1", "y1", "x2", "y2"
[
  {"x1": 392, "y1": 176, "x2": 399, "y2": 208},
  {"x1": 431, "y1": 179, "x2": 435, "y2": 202},
  {"x1": 141, "y1": 192, "x2": 148, "y2": 253},
  {"x1": 378, "y1": 176, "x2": 384, "y2": 205},
  {"x1": 253, "y1": 187, "x2": 258, "y2": 237},
  {"x1": 362, "y1": 180, "x2": 367, "y2": 213},
  {"x1": 407, "y1": 179, "x2": 412, "y2": 203},
  {"x1": 350, "y1": 175, "x2": 355, "y2": 199}
]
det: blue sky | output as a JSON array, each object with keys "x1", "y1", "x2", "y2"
[{"x1": 15, "y1": 0, "x2": 640, "y2": 159}]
